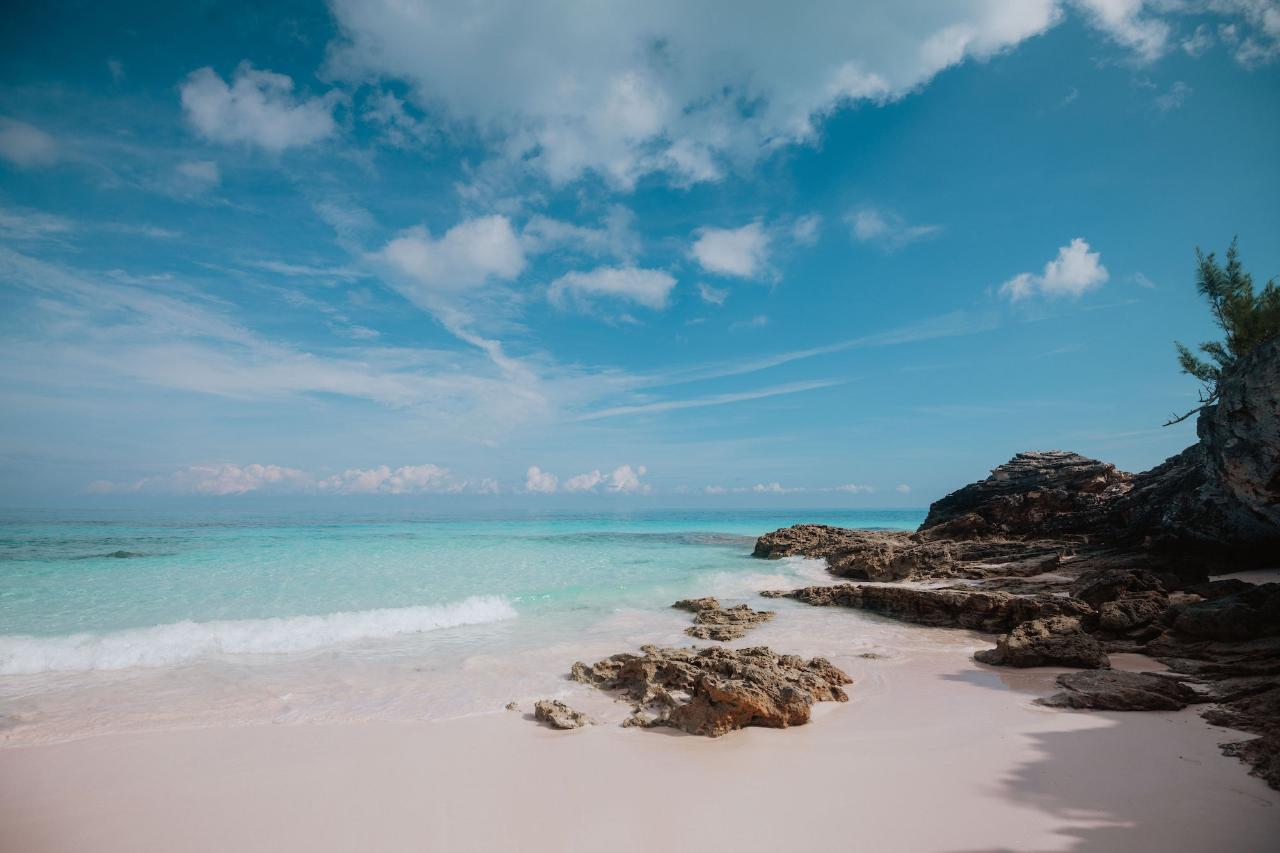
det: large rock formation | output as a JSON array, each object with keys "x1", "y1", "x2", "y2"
[
  {"x1": 569, "y1": 645, "x2": 850, "y2": 737},
  {"x1": 765, "y1": 583, "x2": 1095, "y2": 633},
  {"x1": 1039, "y1": 670, "x2": 1199, "y2": 711},
  {"x1": 921, "y1": 451, "x2": 1132, "y2": 538}
]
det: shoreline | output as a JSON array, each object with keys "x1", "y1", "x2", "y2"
[{"x1": 3, "y1": 632, "x2": 1276, "y2": 853}]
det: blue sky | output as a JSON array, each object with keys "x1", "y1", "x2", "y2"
[{"x1": 1, "y1": 0, "x2": 1278, "y2": 506}]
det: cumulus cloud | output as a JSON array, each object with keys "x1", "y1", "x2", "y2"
[
  {"x1": 378, "y1": 216, "x2": 526, "y2": 298},
  {"x1": 691, "y1": 222, "x2": 770, "y2": 278},
  {"x1": 525, "y1": 466, "x2": 559, "y2": 493},
  {"x1": 563, "y1": 470, "x2": 605, "y2": 492},
  {"x1": 326, "y1": 1, "x2": 1067, "y2": 188},
  {"x1": 0, "y1": 118, "x2": 58, "y2": 168},
  {"x1": 847, "y1": 206, "x2": 941, "y2": 250},
  {"x1": 180, "y1": 63, "x2": 338, "y2": 151},
  {"x1": 605, "y1": 464, "x2": 649, "y2": 493},
  {"x1": 547, "y1": 266, "x2": 676, "y2": 311},
  {"x1": 319, "y1": 463, "x2": 464, "y2": 494},
  {"x1": 1155, "y1": 80, "x2": 1192, "y2": 111},
  {"x1": 999, "y1": 237, "x2": 1109, "y2": 301}
]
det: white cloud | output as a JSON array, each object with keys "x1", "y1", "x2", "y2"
[
  {"x1": 752, "y1": 482, "x2": 802, "y2": 493},
  {"x1": 792, "y1": 214, "x2": 823, "y2": 247},
  {"x1": 847, "y1": 206, "x2": 940, "y2": 250},
  {"x1": 1132, "y1": 271, "x2": 1156, "y2": 289},
  {"x1": 1074, "y1": 0, "x2": 1170, "y2": 61},
  {"x1": 525, "y1": 466, "x2": 558, "y2": 493},
  {"x1": 180, "y1": 63, "x2": 337, "y2": 152},
  {"x1": 521, "y1": 206, "x2": 641, "y2": 261},
  {"x1": 835, "y1": 483, "x2": 874, "y2": 493},
  {"x1": 174, "y1": 160, "x2": 221, "y2": 193},
  {"x1": 1155, "y1": 80, "x2": 1192, "y2": 111},
  {"x1": 1182, "y1": 22, "x2": 1215, "y2": 55},
  {"x1": 0, "y1": 205, "x2": 74, "y2": 240},
  {"x1": 378, "y1": 216, "x2": 525, "y2": 297},
  {"x1": 578, "y1": 379, "x2": 843, "y2": 421},
  {"x1": 326, "y1": 0, "x2": 1063, "y2": 188},
  {"x1": 896, "y1": 484, "x2": 912, "y2": 494},
  {"x1": 691, "y1": 222, "x2": 770, "y2": 278},
  {"x1": 363, "y1": 89, "x2": 433, "y2": 149},
  {"x1": 563, "y1": 470, "x2": 605, "y2": 492},
  {"x1": 999, "y1": 237, "x2": 1109, "y2": 301},
  {"x1": 548, "y1": 266, "x2": 676, "y2": 311},
  {"x1": 697, "y1": 283, "x2": 729, "y2": 306},
  {"x1": 0, "y1": 118, "x2": 58, "y2": 168},
  {"x1": 703, "y1": 485, "x2": 728, "y2": 495},
  {"x1": 730, "y1": 314, "x2": 769, "y2": 331},
  {"x1": 606, "y1": 464, "x2": 648, "y2": 493},
  {"x1": 319, "y1": 463, "x2": 464, "y2": 494}
]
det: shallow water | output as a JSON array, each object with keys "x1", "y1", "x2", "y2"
[{"x1": 0, "y1": 508, "x2": 924, "y2": 743}]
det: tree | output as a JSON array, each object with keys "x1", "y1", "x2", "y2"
[{"x1": 1167, "y1": 238, "x2": 1280, "y2": 425}]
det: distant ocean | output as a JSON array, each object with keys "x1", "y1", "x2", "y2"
[{"x1": 0, "y1": 508, "x2": 925, "y2": 742}]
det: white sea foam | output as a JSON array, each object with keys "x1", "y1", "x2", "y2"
[{"x1": 0, "y1": 596, "x2": 517, "y2": 675}]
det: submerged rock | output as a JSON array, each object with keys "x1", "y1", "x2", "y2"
[
  {"x1": 975, "y1": 617, "x2": 1110, "y2": 669},
  {"x1": 570, "y1": 645, "x2": 850, "y2": 737},
  {"x1": 533, "y1": 699, "x2": 589, "y2": 730},
  {"x1": 768, "y1": 583, "x2": 1095, "y2": 633},
  {"x1": 672, "y1": 597, "x2": 774, "y2": 641},
  {"x1": 1039, "y1": 670, "x2": 1198, "y2": 711}
]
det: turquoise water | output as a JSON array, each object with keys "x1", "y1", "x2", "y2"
[{"x1": 0, "y1": 508, "x2": 925, "y2": 739}]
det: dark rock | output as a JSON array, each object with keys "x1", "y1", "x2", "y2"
[
  {"x1": 570, "y1": 645, "x2": 850, "y2": 737},
  {"x1": 1172, "y1": 583, "x2": 1280, "y2": 642},
  {"x1": 533, "y1": 699, "x2": 589, "y2": 729},
  {"x1": 1221, "y1": 734, "x2": 1280, "y2": 790},
  {"x1": 1099, "y1": 593, "x2": 1169, "y2": 633},
  {"x1": 773, "y1": 583, "x2": 1095, "y2": 633},
  {"x1": 1039, "y1": 670, "x2": 1198, "y2": 711},
  {"x1": 673, "y1": 597, "x2": 774, "y2": 641},
  {"x1": 921, "y1": 451, "x2": 1132, "y2": 538},
  {"x1": 1202, "y1": 686, "x2": 1280, "y2": 734},
  {"x1": 975, "y1": 617, "x2": 1110, "y2": 668},
  {"x1": 1071, "y1": 568, "x2": 1167, "y2": 609}
]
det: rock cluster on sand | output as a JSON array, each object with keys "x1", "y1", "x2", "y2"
[
  {"x1": 751, "y1": 338, "x2": 1280, "y2": 787},
  {"x1": 974, "y1": 617, "x2": 1110, "y2": 669},
  {"x1": 569, "y1": 645, "x2": 850, "y2": 737},
  {"x1": 672, "y1": 597, "x2": 774, "y2": 641},
  {"x1": 533, "y1": 699, "x2": 589, "y2": 730}
]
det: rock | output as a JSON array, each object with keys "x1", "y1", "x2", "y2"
[
  {"x1": 1172, "y1": 583, "x2": 1280, "y2": 641},
  {"x1": 672, "y1": 597, "x2": 774, "y2": 641},
  {"x1": 753, "y1": 526, "x2": 927, "y2": 581},
  {"x1": 1039, "y1": 670, "x2": 1198, "y2": 711},
  {"x1": 570, "y1": 645, "x2": 850, "y2": 737},
  {"x1": 1098, "y1": 593, "x2": 1168, "y2": 633},
  {"x1": 1202, "y1": 686, "x2": 1280, "y2": 734},
  {"x1": 975, "y1": 617, "x2": 1110, "y2": 668},
  {"x1": 921, "y1": 451, "x2": 1132, "y2": 538},
  {"x1": 504, "y1": 701, "x2": 519, "y2": 711},
  {"x1": 1221, "y1": 734, "x2": 1280, "y2": 790},
  {"x1": 771, "y1": 583, "x2": 1095, "y2": 633},
  {"x1": 533, "y1": 699, "x2": 589, "y2": 730},
  {"x1": 1071, "y1": 568, "x2": 1167, "y2": 609}
]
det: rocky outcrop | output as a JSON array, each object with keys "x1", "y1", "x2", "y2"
[
  {"x1": 1039, "y1": 670, "x2": 1198, "y2": 711},
  {"x1": 921, "y1": 451, "x2": 1132, "y2": 538},
  {"x1": 766, "y1": 584, "x2": 1095, "y2": 633},
  {"x1": 673, "y1": 597, "x2": 774, "y2": 641},
  {"x1": 534, "y1": 699, "x2": 589, "y2": 729},
  {"x1": 1221, "y1": 735, "x2": 1280, "y2": 790},
  {"x1": 569, "y1": 645, "x2": 850, "y2": 737},
  {"x1": 975, "y1": 617, "x2": 1110, "y2": 668}
]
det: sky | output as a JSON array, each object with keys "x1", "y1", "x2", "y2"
[{"x1": 0, "y1": 0, "x2": 1278, "y2": 507}]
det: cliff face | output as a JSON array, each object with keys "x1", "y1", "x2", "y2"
[{"x1": 1118, "y1": 336, "x2": 1280, "y2": 551}]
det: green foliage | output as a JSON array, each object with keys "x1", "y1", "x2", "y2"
[{"x1": 1168, "y1": 238, "x2": 1280, "y2": 424}]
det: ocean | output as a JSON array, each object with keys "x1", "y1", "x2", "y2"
[{"x1": 0, "y1": 507, "x2": 925, "y2": 742}]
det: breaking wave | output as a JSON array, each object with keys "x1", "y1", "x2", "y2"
[{"x1": 0, "y1": 596, "x2": 517, "y2": 675}]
